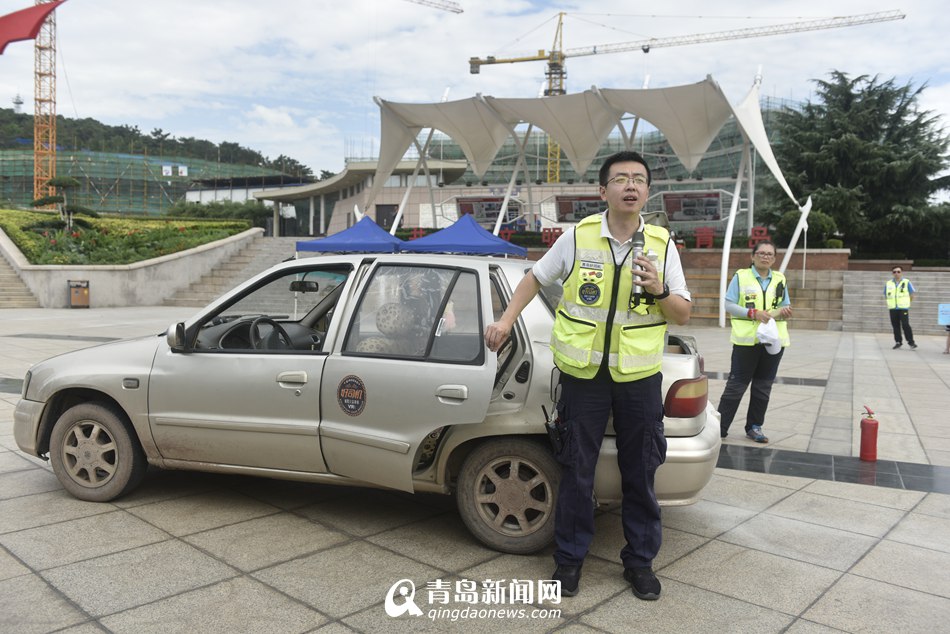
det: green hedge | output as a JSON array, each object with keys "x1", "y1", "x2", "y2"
[{"x1": 0, "y1": 209, "x2": 249, "y2": 265}]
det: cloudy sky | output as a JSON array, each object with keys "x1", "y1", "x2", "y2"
[{"x1": 1, "y1": 0, "x2": 947, "y2": 175}]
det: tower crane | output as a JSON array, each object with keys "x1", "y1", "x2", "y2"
[
  {"x1": 402, "y1": 0, "x2": 463, "y2": 13},
  {"x1": 470, "y1": 10, "x2": 906, "y2": 182},
  {"x1": 33, "y1": 0, "x2": 59, "y2": 202}
]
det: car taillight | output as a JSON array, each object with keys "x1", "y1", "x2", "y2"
[{"x1": 664, "y1": 375, "x2": 708, "y2": 419}]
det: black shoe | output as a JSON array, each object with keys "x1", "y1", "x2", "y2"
[
  {"x1": 909, "y1": 343, "x2": 917, "y2": 349},
  {"x1": 624, "y1": 567, "x2": 661, "y2": 600},
  {"x1": 893, "y1": 343, "x2": 902, "y2": 349},
  {"x1": 553, "y1": 564, "x2": 581, "y2": 597}
]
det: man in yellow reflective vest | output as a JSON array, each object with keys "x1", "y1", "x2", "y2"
[
  {"x1": 885, "y1": 266, "x2": 916, "y2": 349},
  {"x1": 485, "y1": 151, "x2": 691, "y2": 600},
  {"x1": 718, "y1": 240, "x2": 792, "y2": 443}
]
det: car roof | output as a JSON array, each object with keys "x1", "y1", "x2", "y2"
[{"x1": 280, "y1": 252, "x2": 532, "y2": 273}]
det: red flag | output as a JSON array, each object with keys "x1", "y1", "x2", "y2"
[{"x1": 0, "y1": 0, "x2": 67, "y2": 55}]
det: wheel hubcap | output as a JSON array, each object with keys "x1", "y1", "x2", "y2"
[
  {"x1": 474, "y1": 456, "x2": 553, "y2": 537},
  {"x1": 62, "y1": 421, "x2": 117, "y2": 487}
]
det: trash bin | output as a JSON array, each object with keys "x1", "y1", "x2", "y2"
[{"x1": 68, "y1": 280, "x2": 89, "y2": 308}]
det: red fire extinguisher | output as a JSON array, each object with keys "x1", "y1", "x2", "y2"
[{"x1": 860, "y1": 405, "x2": 878, "y2": 462}]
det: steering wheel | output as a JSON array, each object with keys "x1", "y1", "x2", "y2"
[{"x1": 249, "y1": 317, "x2": 293, "y2": 350}]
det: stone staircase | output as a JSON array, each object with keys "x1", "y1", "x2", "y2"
[
  {"x1": 842, "y1": 270, "x2": 950, "y2": 337},
  {"x1": 163, "y1": 236, "x2": 302, "y2": 307},
  {"x1": 685, "y1": 267, "x2": 844, "y2": 331},
  {"x1": 0, "y1": 255, "x2": 40, "y2": 308}
]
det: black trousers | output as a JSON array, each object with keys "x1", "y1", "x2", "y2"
[
  {"x1": 718, "y1": 344, "x2": 784, "y2": 434},
  {"x1": 889, "y1": 309, "x2": 915, "y2": 345},
  {"x1": 553, "y1": 371, "x2": 666, "y2": 569}
]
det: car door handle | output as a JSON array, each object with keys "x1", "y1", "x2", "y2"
[
  {"x1": 436, "y1": 384, "x2": 468, "y2": 402},
  {"x1": 277, "y1": 371, "x2": 308, "y2": 386}
]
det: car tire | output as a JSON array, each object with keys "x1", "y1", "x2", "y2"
[
  {"x1": 456, "y1": 437, "x2": 560, "y2": 554},
  {"x1": 49, "y1": 403, "x2": 147, "y2": 502}
]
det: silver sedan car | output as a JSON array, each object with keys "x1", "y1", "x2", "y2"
[{"x1": 15, "y1": 253, "x2": 720, "y2": 554}]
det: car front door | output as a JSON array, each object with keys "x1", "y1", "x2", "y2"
[
  {"x1": 148, "y1": 265, "x2": 352, "y2": 473},
  {"x1": 319, "y1": 259, "x2": 495, "y2": 492}
]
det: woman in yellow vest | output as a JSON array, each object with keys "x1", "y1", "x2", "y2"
[
  {"x1": 485, "y1": 151, "x2": 691, "y2": 601},
  {"x1": 885, "y1": 266, "x2": 916, "y2": 349},
  {"x1": 718, "y1": 240, "x2": 792, "y2": 443}
]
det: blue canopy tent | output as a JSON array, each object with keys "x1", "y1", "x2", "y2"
[
  {"x1": 400, "y1": 214, "x2": 527, "y2": 257},
  {"x1": 295, "y1": 216, "x2": 405, "y2": 253}
]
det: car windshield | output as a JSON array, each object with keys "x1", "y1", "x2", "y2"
[{"x1": 218, "y1": 269, "x2": 347, "y2": 322}]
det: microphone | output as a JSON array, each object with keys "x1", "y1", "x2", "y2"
[{"x1": 631, "y1": 231, "x2": 645, "y2": 306}]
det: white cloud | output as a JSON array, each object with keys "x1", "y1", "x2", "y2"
[{"x1": 1, "y1": 0, "x2": 948, "y2": 176}]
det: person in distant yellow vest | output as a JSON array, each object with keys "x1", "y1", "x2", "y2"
[
  {"x1": 484, "y1": 151, "x2": 691, "y2": 601},
  {"x1": 718, "y1": 241, "x2": 792, "y2": 443},
  {"x1": 885, "y1": 266, "x2": 916, "y2": 349}
]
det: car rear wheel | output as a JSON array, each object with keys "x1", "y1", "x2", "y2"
[
  {"x1": 49, "y1": 403, "x2": 147, "y2": 502},
  {"x1": 456, "y1": 438, "x2": 559, "y2": 554}
]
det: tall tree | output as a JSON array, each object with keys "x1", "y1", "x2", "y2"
[{"x1": 765, "y1": 71, "x2": 950, "y2": 256}]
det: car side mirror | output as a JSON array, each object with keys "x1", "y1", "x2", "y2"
[
  {"x1": 290, "y1": 280, "x2": 320, "y2": 293},
  {"x1": 166, "y1": 322, "x2": 188, "y2": 352}
]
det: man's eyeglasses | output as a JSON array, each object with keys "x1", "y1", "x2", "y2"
[
  {"x1": 892, "y1": 270, "x2": 901, "y2": 274},
  {"x1": 605, "y1": 174, "x2": 649, "y2": 187},
  {"x1": 754, "y1": 252, "x2": 776, "y2": 259}
]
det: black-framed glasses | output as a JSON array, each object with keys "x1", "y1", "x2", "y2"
[{"x1": 605, "y1": 174, "x2": 649, "y2": 187}]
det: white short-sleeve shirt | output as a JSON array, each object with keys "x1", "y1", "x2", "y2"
[{"x1": 532, "y1": 214, "x2": 691, "y2": 301}]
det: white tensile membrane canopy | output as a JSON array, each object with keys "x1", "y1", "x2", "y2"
[{"x1": 363, "y1": 76, "x2": 811, "y2": 325}]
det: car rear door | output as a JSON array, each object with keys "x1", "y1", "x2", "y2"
[{"x1": 319, "y1": 258, "x2": 495, "y2": 492}]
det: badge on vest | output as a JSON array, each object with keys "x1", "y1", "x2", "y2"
[
  {"x1": 577, "y1": 266, "x2": 605, "y2": 305},
  {"x1": 579, "y1": 282, "x2": 601, "y2": 305}
]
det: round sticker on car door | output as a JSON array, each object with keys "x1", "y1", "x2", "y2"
[{"x1": 337, "y1": 375, "x2": 367, "y2": 416}]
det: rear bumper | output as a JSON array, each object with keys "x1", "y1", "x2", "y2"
[{"x1": 594, "y1": 403, "x2": 721, "y2": 506}]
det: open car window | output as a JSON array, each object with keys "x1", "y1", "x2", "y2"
[
  {"x1": 193, "y1": 267, "x2": 350, "y2": 353},
  {"x1": 343, "y1": 264, "x2": 483, "y2": 364}
]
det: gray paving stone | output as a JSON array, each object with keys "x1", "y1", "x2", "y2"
[
  {"x1": 99, "y1": 576, "x2": 327, "y2": 633},
  {"x1": 0, "y1": 490, "x2": 113, "y2": 534},
  {"x1": 661, "y1": 496, "x2": 762, "y2": 538},
  {"x1": 886, "y1": 511, "x2": 950, "y2": 554},
  {"x1": 184, "y1": 512, "x2": 350, "y2": 572},
  {"x1": 580, "y1": 578, "x2": 793, "y2": 634},
  {"x1": 0, "y1": 574, "x2": 88, "y2": 633},
  {"x1": 766, "y1": 490, "x2": 906, "y2": 537},
  {"x1": 41, "y1": 540, "x2": 237, "y2": 617},
  {"x1": 851, "y1": 539, "x2": 950, "y2": 598},
  {"x1": 296, "y1": 489, "x2": 445, "y2": 537},
  {"x1": 802, "y1": 479, "x2": 925, "y2": 509},
  {"x1": 0, "y1": 547, "x2": 29, "y2": 582},
  {"x1": 125, "y1": 490, "x2": 281, "y2": 537},
  {"x1": 662, "y1": 540, "x2": 842, "y2": 614},
  {"x1": 3, "y1": 510, "x2": 169, "y2": 570},
  {"x1": 460, "y1": 553, "x2": 620, "y2": 619},
  {"x1": 590, "y1": 516, "x2": 709, "y2": 569},
  {"x1": 804, "y1": 574, "x2": 950, "y2": 632},
  {"x1": 690, "y1": 471, "x2": 795, "y2": 511},
  {"x1": 915, "y1": 492, "x2": 950, "y2": 519},
  {"x1": 719, "y1": 513, "x2": 877, "y2": 571},
  {"x1": 0, "y1": 449, "x2": 35, "y2": 474},
  {"x1": 366, "y1": 513, "x2": 499, "y2": 573},
  {"x1": 253, "y1": 541, "x2": 440, "y2": 619},
  {"x1": 0, "y1": 467, "x2": 62, "y2": 500}
]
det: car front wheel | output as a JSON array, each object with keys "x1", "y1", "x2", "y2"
[
  {"x1": 49, "y1": 403, "x2": 147, "y2": 502},
  {"x1": 456, "y1": 437, "x2": 559, "y2": 554}
]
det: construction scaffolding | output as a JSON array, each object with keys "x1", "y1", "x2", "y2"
[{"x1": 0, "y1": 149, "x2": 293, "y2": 215}]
